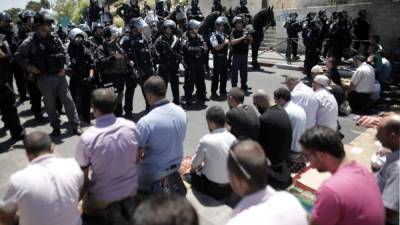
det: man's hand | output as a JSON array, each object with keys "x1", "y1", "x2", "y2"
[
  {"x1": 27, "y1": 65, "x2": 40, "y2": 74},
  {"x1": 136, "y1": 148, "x2": 144, "y2": 163},
  {"x1": 0, "y1": 49, "x2": 5, "y2": 59},
  {"x1": 114, "y1": 52, "x2": 123, "y2": 60},
  {"x1": 224, "y1": 39, "x2": 230, "y2": 46}
]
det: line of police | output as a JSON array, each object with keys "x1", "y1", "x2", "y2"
[
  {"x1": 0, "y1": 0, "x2": 255, "y2": 140},
  {"x1": 284, "y1": 9, "x2": 370, "y2": 78}
]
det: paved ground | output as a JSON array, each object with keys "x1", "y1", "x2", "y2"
[{"x1": 0, "y1": 58, "x2": 366, "y2": 225}]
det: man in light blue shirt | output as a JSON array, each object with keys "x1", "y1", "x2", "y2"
[{"x1": 137, "y1": 76, "x2": 187, "y2": 195}]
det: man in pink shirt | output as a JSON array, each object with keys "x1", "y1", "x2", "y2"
[{"x1": 300, "y1": 126, "x2": 385, "y2": 225}]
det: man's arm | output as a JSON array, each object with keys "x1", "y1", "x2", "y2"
[
  {"x1": 230, "y1": 35, "x2": 245, "y2": 45},
  {"x1": 0, "y1": 182, "x2": 18, "y2": 225},
  {"x1": 79, "y1": 167, "x2": 90, "y2": 201},
  {"x1": 191, "y1": 141, "x2": 206, "y2": 172},
  {"x1": 136, "y1": 119, "x2": 150, "y2": 163}
]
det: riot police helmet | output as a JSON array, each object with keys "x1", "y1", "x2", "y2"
[
  {"x1": 359, "y1": 9, "x2": 367, "y2": 16},
  {"x1": 103, "y1": 26, "x2": 119, "y2": 39},
  {"x1": 0, "y1": 12, "x2": 12, "y2": 23},
  {"x1": 92, "y1": 22, "x2": 104, "y2": 31},
  {"x1": 162, "y1": 19, "x2": 176, "y2": 30},
  {"x1": 128, "y1": 17, "x2": 148, "y2": 29},
  {"x1": 191, "y1": 0, "x2": 199, "y2": 6},
  {"x1": 35, "y1": 9, "x2": 56, "y2": 25},
  {"x1": 90, "y1": 0, "x2": 99, "y2": 4},
  {"x1": 78, "y1": 23, "x2": 91, "y2": 34},
  {"x1": 240, "y1": 0, "x2": 247, "y2": 6},
  {"x1": 215, "y1": 16, "x2": 228, "y2": 26},
  {"x1": 187, "y1": 19, "x2": 201, "y2": 30},
  {"x1": 232, "y1": 16, "x2": 244, "y2": 25},
  {"x1": 68, "y1": 28, "x2": 88, "y2": 41},
  {"x1": 21, "y1": 10, "x2": 35, "y2": 20},
  {"x1": 289, "y1": 12, "x2": 298, "y2": 20}
]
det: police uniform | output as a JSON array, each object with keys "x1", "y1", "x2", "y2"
[
  {"x1": 117, "y1": 2, "x2": 141, "y2": 24},
  {"x1": 284, "y1": 16, "x2": 302, "y2": 59},
  {"x1": 121, "y1": 31, "x2": 154, "y2": 115},
  {"x1": 231, "y1": 26, "x2": 250, "y2": 90},
  {"x1": 15, "y1": 31, "x2": 81, "y2": 136},
  {"x1": 154, "y1": 34, "x2": 182, "y2": 105},
  {"x1": 183, "y1": 32, "x2": 207, "y2": 102},
  {"x1": 210, "y1": 31, "x2": 228, "y2": 96},
  {"x1": 303, "y1": 23, "x2": 321, "y2": 78},
  {"x1": 67, "y1": 30, "x2": 94, "y2": 124},
  {"x1": 186, "y1": 1, "x2": 204, "y2": 21},
  {"x1": 0, "y1": 33, "x2": 25, "y2": 140},
  {"x1": 95, "y1": 35, "x2": 129, "y2": 117},
  {"x1": 86, "y1": 0, "x2": 102, "y2": 27}
]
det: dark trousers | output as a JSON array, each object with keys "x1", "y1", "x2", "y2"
[
  {"x1": 304, "y1": 48, "x2": 319, "y2": 78},
  {"x1": 70, "y1": 77, "x2": 93, "y2": 123},
  {"x1": 100, "y1": 74, "x2": 125, "y2": 117},
  {"x1": 0, "y1": 84, "x2": 24, "y2": 138},
  {"x1": 211, "y1": 54, "x2": 228, "y2": 95},
  {"x1": 286, "y1": 38, "x2": 298, "y2": 58},
  {"x1": 26, "y1": 79, "x2": 42, "y2": 116},
  {"x1": 184, "y1": 64, "x2": 206, "y2": 99},
  {"x1": 348, "y1": 91, "x2": 371, "y2": 113},
  {"x1": 12, "y1": 63, "x2": 27, "y2": 99},
  {"x1": 191, "y1": 173, "x2": 232, "y2": 200},
  {"x1": 159, "y1": 66, "x2": 180, "y2": 104},
  {"x1": 231, "y1": 54, "x2": 248, "y2": 89},
  {"x1": 124, "y1": 75, "x2": 138, "y2": 116}
]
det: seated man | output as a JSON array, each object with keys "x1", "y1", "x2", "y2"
[
  {"x1": 375, "y1": 115, "x2": 400, "y2": 225},
  {"x1": 137, "y1": 76, "x2": 187, "y2": 195},
  {"x1": 226, "y1": 140, "x2": 307, "y2": 225},
  {"x1": 191, "y1": 106, "x2": 237, "y2": 200},
  {"x1": 226, "y1": 87, "x2": 260, "y2": 140},
  {"x1": 312, "y1": 75, "x2": 339, "y2": 130},
  {"x1": 252, "y1": 89, "x2": 293, "y2": 190},
  {"x1": 0, "y1": 131, "x2": 83, "y2": 225},
  {"x1": 300, "y1": 126, "x2": 385, "y2": 225},
  {"x1": 347, "y1": 54, "x2": 375, "y2": 113},
  {"x1": 75, "y1": 88, "x2": 139, "y2": 216}
]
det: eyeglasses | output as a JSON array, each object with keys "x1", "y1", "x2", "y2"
[{"x1": 229, "y1": 150, "x2": 252, "y2": 180}]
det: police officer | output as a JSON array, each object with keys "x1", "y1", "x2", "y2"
[
  {"x1": 57, "y1": 24, "x2": 67, "y2": 43},
  {"x1": 0, "y1": 34, "x2": 25, "y2": 140},
  {"x1": 156, "y1": 1, "x2": 169, "y2": 19},
  {"x1": 86, "y1": 0, "x2": 102, "y2": 28},
  {"x1": 284, "y1": 12, "x2": 302, "y2": 61},
  {"x1": 117, "y1": 0, "x2": 141, "y2": 24},
  {"x1": 209, "y1": 16, "x2": 229, "y2": 98},
  {"x1": 67, "y1": 28, "x2": 94, "y2": 125},
  {"x1": 15, "y1": 9, "x2": 81, "y2": 137},
  {"x1": 88, "y1": 22, "x2": 104, "y2": 52},
  {"x1": 121, "y1": 18, "x2": 154, "y2": 116},
  {"x1": 353, "y1": 9, "x2": 370, "y2": 53},
  {"x1": 234, "y1": 0, "x2": 251, "y2": 24},
  {"x1": 211, "y1": 0, "x2": 225, "y2": 14},
  {"x1": 182, "y1": 19, "x2": 208, "y2": 104},
  {"x1": 329, "y1": 11, "x2": 352, "y2": 62},
  {"x1": 231, "y1": 16, "x2": 252, "y2": 91},
  {"x1": 154, "y1": 20, "x2": 182, "y2": 105},
  {"x1": 303, "y1": 20, "x2": 321, "y2": 79},
  {"x1": 186, "y1": 0, "x2": 204, "y2": 22},
  {"x1": 78, "y1": 23, "x2": 92, "y2": 37},
  {"x1": 95, "y1": 26, "x2": 129, "y2": 116}
]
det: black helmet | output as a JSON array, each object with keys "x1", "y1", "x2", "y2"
[
  {"x1": 21, "y1": 10, "x2": 35, "y2": 20},
  {"x1": 103, "y1": 26, "x2": 119, "y2": 39},
  {"x1": 127, "y1": 18, "x2": 148, "y2": 29},
  {"x1": 35, "y1": 9, "x2": 56, "y2": 25},
  {"x1": 232, "y1": 16, "x2": 244, "y2": 25},
  {"x1": 68, "y1": 28, "x2": 88, "y2": 41},
  {"x1": 0, "y1": 12, "x2": 12, "y2": 23},
  {"x1": 187, "y1": 19, "x2": 201, "y2": 30},
  {"x1": 240, "y1": 0, "x2": 247, "y2": 6},
  {"x1": 215, "y1": 16, "x2": 228, "y2": 26},
  {"x1": 92, "y1": 22, "x2": 104, "y2": 31},
  {"x1": 162, "y1": 19, "x2": 176, "y2": 30},
  {"x1": 90, "y1": 0, "x2": 99, "y2": 4}
]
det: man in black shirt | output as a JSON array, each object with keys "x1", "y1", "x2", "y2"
[
  {"x1": 252, "y1": 89, "x2": 292, "y2": 190},
  {"x1": 230, "y1": 16, "x2": 252, "y2": 91},
  {"x1": 226, "y1": 87, "x2": 259, "y2": 140}
]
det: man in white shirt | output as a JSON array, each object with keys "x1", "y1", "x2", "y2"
[
  {"x1": 0, "y1": 131, "x2": 83, "y2": 225},
  {"x1": 312, "y1": 75, "x2": 339, "y2": 130},
  {"x1": 273, "y1": 87, "x2": 307, "y2": 162},
  {"x1": 191, "y1": 106, "x2": 237, "y2": 200},
  {"x1": 226, "y1": 140, "x2": 307, "y2": 225},
  {"x1": 347, "y1": 54, "x2": 375, "y2": 113},
  {"x1": 283, "y1": 75, "x2": 319, "y2": 128}
]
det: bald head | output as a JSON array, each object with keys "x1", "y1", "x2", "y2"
[
  {"x1": 92, "y1": 88, "x2": 117, "y2": 115},
  {"x1": 24, "y1": 131, "x2": 53, "y2": 160},
  {"x1": 376, "y1": 114, "x2": 400, "y2": 151},
  {"x1": 253, "y1": 89, "x2": 270, "y2": 113},
  {"x1": 228, "y1": 140, "x2": 268, "y2": 194}
]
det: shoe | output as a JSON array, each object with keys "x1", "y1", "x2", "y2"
[
  {"x1": 211, "y1": 93, "x2": 219, "y2": 99},
  {"x1": 11, "y1": 129, "x2": 26, "y2": 140},
  {"x1": 72, "y1": 127, "x2": 83, "y2": 136},
  {"x1": 50, "y1": 128, "x2": 61, "y2": 137},
  {"x1": 199, "y1": 96, "x2": 210, "y2": 102},
  {"x1": 292, "y1": 56, "x2": 300, "y2": 60}
]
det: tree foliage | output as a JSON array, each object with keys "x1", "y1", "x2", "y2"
[
  {"x1": 25, "y1": 1, "x2": 42, "y2": 12},
  {"x1": 4, "y1": 8, "x2": 22, "y2": 22}
]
